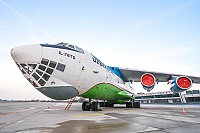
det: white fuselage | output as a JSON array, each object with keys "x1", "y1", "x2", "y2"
[
  {"x1": 42, "y1": 44, "x2": 133, "y2": 94},
  {"x1": 11, "y1": 43, "x2": 134, "y2": 100}
]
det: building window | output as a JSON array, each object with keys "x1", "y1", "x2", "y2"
[{"x1": 56, "y1": 63, "x2": 66, "y2": 72}]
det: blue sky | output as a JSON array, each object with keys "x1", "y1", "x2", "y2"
[{"x1": 0, "y1": 0, "x2": 200, "y2": 100}]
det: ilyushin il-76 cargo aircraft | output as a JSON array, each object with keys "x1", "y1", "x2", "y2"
[{"x1": 11, "y1": 43, "x2": 200, "y2": 111}]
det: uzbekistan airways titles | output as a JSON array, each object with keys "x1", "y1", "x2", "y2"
[{"x1": 92, "y1": 56, "x2": 106, "y2": 68}]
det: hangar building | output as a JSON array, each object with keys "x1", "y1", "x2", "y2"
[{"x1": 135, "y1": 90, "x2": 200, "y2": 104}]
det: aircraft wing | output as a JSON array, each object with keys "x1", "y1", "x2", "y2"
[{"x1": 119, "y1": 68, "x2": 200, "y2": 84}]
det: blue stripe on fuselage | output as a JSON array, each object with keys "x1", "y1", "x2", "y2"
[{"x1": 107, "y1": 66, "x2": 125, "y2": 81}]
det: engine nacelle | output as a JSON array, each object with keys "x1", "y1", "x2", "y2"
[
  {"x1": 170, "y1": 76, "x2": 192, "y2": 93},
  {"x1": 141, "y1": 73, "x2": 156, "y2": 92}
]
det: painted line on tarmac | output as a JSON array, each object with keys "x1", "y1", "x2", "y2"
[{"x1": 0, "y1": 106, "x2": 44, "y2": 117}]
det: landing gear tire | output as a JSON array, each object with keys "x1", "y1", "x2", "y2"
[
  {"x1": 100, "y1": 102, "x2": 105, "y2": 107},
  {"x1": 91, "y1": 102, "x2": 101, "y2": 111},
  {"x1": 82, "y1": 101, "x2": 102, "y2": 111},
  {"x1": 105, "y1": 102, "x2": 114, "y2": 107},
  {"x1": 82, "y1": 101, "x2": 91, "y2": 111},
  {"x1": 133, "y1": 102, "x2": 140, "y2": 108},
  {"x1": 91, "y1": 102, "x2": 95, "y2": 111},
  {"x1": 126, "y1": 102, "x2": 133, "y2": 108}
]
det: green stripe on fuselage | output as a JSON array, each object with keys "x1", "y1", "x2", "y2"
[{"x1": 80, "y1": 83, "x2": 133, "y2": 103}]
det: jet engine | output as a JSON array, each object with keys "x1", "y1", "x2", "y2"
[
  {"x1": 170, "y1": 76, "x2": 192, "y2": 93},
  {"x1": 141, "y1": 73, "x2": 155, "y2": 92}
]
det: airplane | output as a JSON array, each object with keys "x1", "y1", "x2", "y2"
[{"x1": 10, "y1": 42, "x2": 200, "y2": 111}]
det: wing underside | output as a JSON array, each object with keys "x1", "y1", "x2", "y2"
[{"x1": 119, "y1": 68, "x2": 200, "y2": 84}]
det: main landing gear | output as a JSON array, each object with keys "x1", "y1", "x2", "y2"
[
  {"x1": 126, "y1": 101, "x2": 140, "y2": 108},
  {"x1": 82, "y1": 99, "x2": 115, "y2": 111},
  {"x1": 82, "y1": 101, "x2": 102, "y2": 111},
  {"x1": 82, "y1": 99, "x2": 140, "y2": 111}
]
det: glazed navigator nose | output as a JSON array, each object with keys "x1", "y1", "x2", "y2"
[{"x1": 11, "y1": 44, "x2": 43, "y2": 64}]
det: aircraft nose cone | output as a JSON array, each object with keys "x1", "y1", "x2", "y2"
[{"x1": 11, "y1": 44, "x2": 43, "y2": 64}]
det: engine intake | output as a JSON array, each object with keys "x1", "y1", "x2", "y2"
[
  {"x1": 141, "y1": 73, "x2": 155, "y2": 92},
  {"x1": 170, "y1": 76, "x2": 192, "y2": 93}
]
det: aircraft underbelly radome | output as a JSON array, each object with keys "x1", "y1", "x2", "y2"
[{"x1": 11, "y1": 43, "x2": 134, "y2": 101}]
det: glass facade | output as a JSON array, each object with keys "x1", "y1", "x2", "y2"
[{"x1": 135, "y1": 90, "x2": 200, "y2": 104}]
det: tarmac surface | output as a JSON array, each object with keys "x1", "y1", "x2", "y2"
[{"x1": 0, "y1": 102, "x2": 200, "y2": 133}]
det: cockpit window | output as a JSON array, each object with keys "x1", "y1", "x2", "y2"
[
  {"x1": 56, "y1": 43, "x2": 65, "y2": 47},
  {"x1": 67, "y1": 44, "x2": 75, "y2": 50},
  {"x1": 75, "y1": 46, "x2": 84, "y2": 53},
  {"x1": 56, "y1": 43, "x2": 84, "y2": 54},
  {"x1": 56, "y1": 43, "x2": 74, "y2": 49}
]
